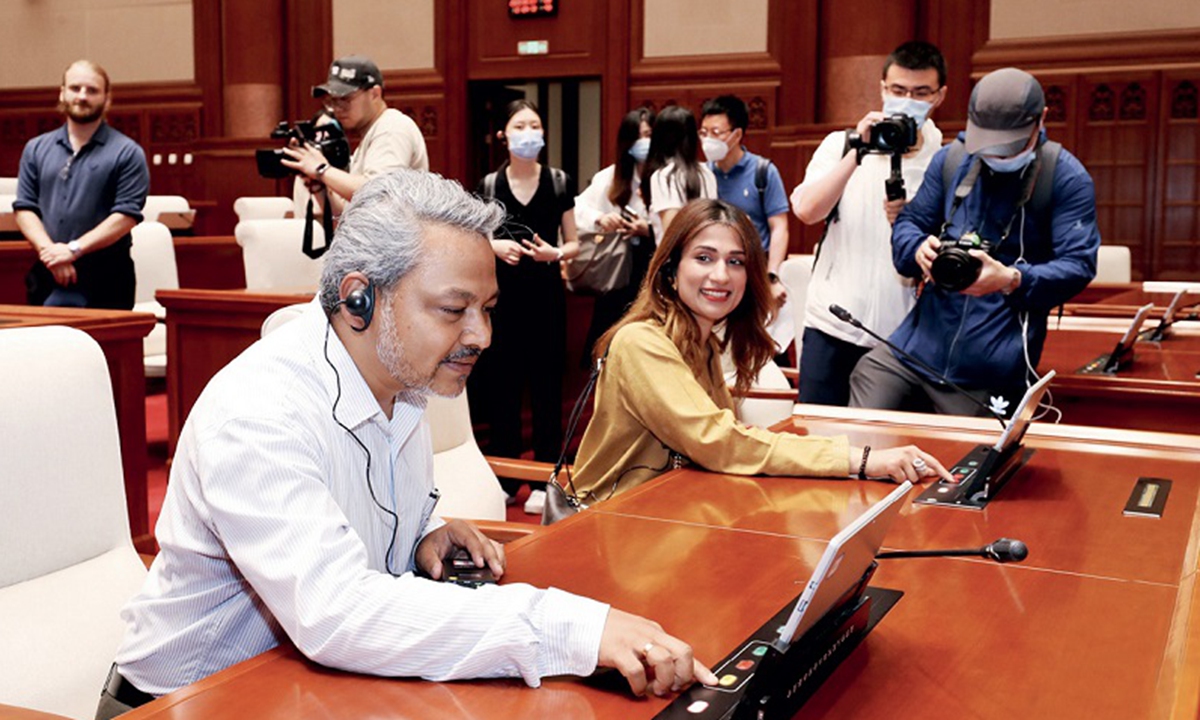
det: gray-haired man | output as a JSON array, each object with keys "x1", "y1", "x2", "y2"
[{"x1": 98, "y1": 170, "x2": 715, "y2": 719}]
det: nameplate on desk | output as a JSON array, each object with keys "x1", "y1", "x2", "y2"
[{"x1": 1123, "y1": 477, "x2": 1171, "y2": 518}]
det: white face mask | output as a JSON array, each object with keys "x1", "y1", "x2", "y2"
[
  {"x1": 882, "y1": 95, "x2": 934, "y2": 128},
  {"x1": 628, "y1": 137, "x2": 650, "y2": 163},
  {"x1": 702, "y1": 136, "x2": 729, "y2": 163},
  {"x1": 507, "y1": 129, "x2": 544, "y2": 160},
  {"x1": 982, "y1": 145, "x2": 1036, "y2": 174}
]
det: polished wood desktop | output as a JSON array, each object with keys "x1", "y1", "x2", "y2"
[
  {"x1": 1040, "y1": 322, "x2": 1200, "y2": 434},
  {"x1": 1066, "y1": 287, "x2": 1200, "y2": 320},
  {"x1": 158, "y1": 287, "x2": 313, "y2": 454},
  {"x1": 0, "y1": 305, "x2": 155, "y2": 551},
  {"x1": 120, "y1": 410, "x2": 1200, "y2": 719}
]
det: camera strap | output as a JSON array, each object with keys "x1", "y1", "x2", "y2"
[
  {"x1": 940, "y1": 139, "x2": 1062, "y2": 243},
  {"x1": 301, "y1": 193, "x2": 334, "y2": 259}
]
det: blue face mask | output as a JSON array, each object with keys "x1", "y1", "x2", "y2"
[
  {"x1": 882, "y1": 95, "x2": 934, "y2": 128},
  {"x1": 507, "y1": 130, "x2": 545, "y2": 160},
  {"x1": 628, "y1": 137, "x2": 650, "y2": 163},
  {"x1": 982, "y1": 146, "x2": 1036, "y2": 174}
]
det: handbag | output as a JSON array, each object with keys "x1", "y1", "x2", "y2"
[
  {"x1": 541, "y1": 350, "x2": 607, "y2": 525},
  {"x1": 564, "y1": 231, "x2": 632, "y2": 296}
]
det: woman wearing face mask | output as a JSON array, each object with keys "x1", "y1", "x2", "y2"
[
  {"x1": 471, "y1": 99, "x2": 580, "y2": 474},
  {"x1": 574, "y1": 107, "x2": 655, "y2": 362},
  {"x1": 791, "y1": 41, "x2": 947, "y2": 407},
  {"x1": 570, "y1": 199, "x2": 952, "y2": 503},
  {"x1": 643, "y1": 105, "x2": 716, "y2": 240}
]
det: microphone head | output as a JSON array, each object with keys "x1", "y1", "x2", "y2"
[
  {"x1": 829, "y1": 304, "x2": 853, "y2": 323},
  {"x1": 989, "y1": 538, "x2": 1029, "y2": 563}
]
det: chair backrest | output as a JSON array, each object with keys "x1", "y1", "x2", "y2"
[
  {"x1": 235, "y1": 219, "x2": 324, "y2": 290},
  {"x1": 140, "y1": 195, "x2": 190, "y2": 222},
  {"x1": 234, "y1": 196, "x2": 295, "y2": 222},
  {"x1": 130, "y1": 221, "x2": 180, "y2": 306},
  {"x1": 1093, "y1": 245, "x2": 1132, "y2": 284},
  {"x1": 0, "y1": 326, "x2": 147, "y2": 719},
  {"x1": 779, "y1": 254, "x2": 815, "y2": 359},
  {"x1": 0, "y1": 176, "x2": 18, "y2": 194},
  {"x1": 0, "y1": 194, "x2": 14, "y2": 212},
  {"x1": 259, "y1": 305, "x2": 507, "y2": 521}
]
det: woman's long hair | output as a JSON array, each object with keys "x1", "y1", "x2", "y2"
[
  {"x1": 640, "y1": 105, "x2": 703, "y2": 212},
  {"x1": 595, "y1": 199, "x2": 775, "y2": 395},
  {"x1": 608, "y1": 107, "x2": 654, "y2": 209}
]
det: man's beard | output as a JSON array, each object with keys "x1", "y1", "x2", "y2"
[{"x1": 59, "y1": 100, "x2": 104, "y2": 124}]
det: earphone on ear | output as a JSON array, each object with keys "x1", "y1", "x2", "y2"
[{"x1": 343, "y1": 279, "x2": 375, "y2": 332}]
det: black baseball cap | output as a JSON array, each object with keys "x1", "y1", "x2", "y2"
[
  {"x1": 966, "y1": 68, "x2": 1045, "y2": 156},
  {"x1": 312, "y1": 56, "x2": 381, "y2": 98}
]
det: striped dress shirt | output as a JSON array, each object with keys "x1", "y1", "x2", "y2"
[{"x1": 115, "y1": 301, "x2": 608, "y2": 695}]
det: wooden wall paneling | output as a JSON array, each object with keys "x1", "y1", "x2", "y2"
[
  {"x1": 439, "y1": 0, "x2": 468, "y2": 181},
  {"x1": 467, "y1": 0, "x2": 608, "y2": 80},
  {"x1": 386, "y1": 79, "x2": 446, "y2": 175},
  {"x1": 189, "y1": 139, "x2": 283, "y2": 235},
  {"x1": 776, "y1": 0, "x2": 819, "y2": 128},
  {"x1": 1158, "y1": 69, "x2": 1200, "y2": 280},
  {"x1": 918, "y1": 0, "x2": 990, "y2": 125},
  {"x1": 1075, "y1": 71, "x2": 1159, "y2": 281},
  {"x1": 602, "y1": 0, "x2": 632, "y2": 166},
  {"x1": 193, "y1": 0, "x2": 224, "y2": 139},
  {"x1": 284, "y1": 0, "x2": 333, "y2": 125},
  {"x1": 973, "y1": 29, "x2": 1200, "y2": 74}
]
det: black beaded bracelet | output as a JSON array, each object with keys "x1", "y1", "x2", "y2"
[{"x1": 857, "y1": 445, "x2": 871, "y2": 480}]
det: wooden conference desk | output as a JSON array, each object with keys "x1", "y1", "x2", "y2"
[
  {"x1": 1040, "y1": 320, "x2": 1200, "y2": 434},
  {"x1": 0, "y1": 305, "x2": 155, "y2": 551},
  {"x1": 122, "y1": 410, "x2": 1200, "y2": 719},
  {"x1": 158, "y1": 287, "x2": 313, "y2": 454}
]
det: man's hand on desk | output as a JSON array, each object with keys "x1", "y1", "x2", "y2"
[
  {"x1": 415, "y1": 519, "x2": 505, "y2": 581},
  {"x1": 598, "y1": 608, "x2": 719, "y2": 697}
]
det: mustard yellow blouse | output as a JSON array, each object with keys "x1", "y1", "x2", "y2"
[{"x1": 571, "y1": 321, "x2": 851, "y2": 503}]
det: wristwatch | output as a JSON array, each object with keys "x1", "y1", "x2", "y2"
[
  {"x1": 1000, "y1": 267, "x2": 1021, "y2": 296},
  {"x1": 67, "y1": 240, "x2": 82, "y2": 257},
  {"x1": 314, "y1": 162, "x2": 329, "y2": 178}
]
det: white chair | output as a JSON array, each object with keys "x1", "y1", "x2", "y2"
[
  {"x1": 236, "y1": 219, "x2": 325, "y2": 290},
  {"x1": 779, "y1": 254, "x2": 815, "y2": 360},
  {"x1": 130, "y1": 222, "x2": 179, "y2": 378},
  {"x1": 0, "y1": 194, "x2": 15, "y2": 212},
  {"x1": 260, "y1": 304, "x2": 508, "y2": 521},
  {"x1": 1093, "y1": 245, "x2": 1132, "y2": 284},
  {"x1": 0, "y1": 177, "x2": 18, "y2": 195},
  {"x1": 140, "y1": 195, "x2": 190, "y2": 223},
  {"x1": 722, "y1": 355, "x2": 796, "y2": 429},
  {"x1": 234, "y1": 196, "x2": 295, "y2": 223},
  {"x1": 0, "y1": 326, "x2": 148, "y2": 720},
  {"x1": 1143, "y1": 281, "x2": 1200, "y2": 294}
]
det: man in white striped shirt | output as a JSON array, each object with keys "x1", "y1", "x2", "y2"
[{"x1": 98, "y1": 170, "x2": 716, "y2": 719}]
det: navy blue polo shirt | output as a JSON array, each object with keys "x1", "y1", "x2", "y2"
[
  {"x1": 709, "y1": 148, "x2": 789, "y2": 252},
  {"x1": 14, "y1": 121, "x2": 149, "y2": 246}
]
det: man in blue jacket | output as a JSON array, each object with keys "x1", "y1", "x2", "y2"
[{"x1": 849, "y1": 67, "x2": 1099, "y2": 416}]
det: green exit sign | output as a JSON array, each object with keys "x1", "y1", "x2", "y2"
[{"x1": 517, "y1": 40, "x2": 549, "y2": 55}]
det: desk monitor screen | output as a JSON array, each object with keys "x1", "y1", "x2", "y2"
[
  {"x1": 1162, "y1": 289, "x2": 1189, "y2": 325},
  {"x1": 1117, "y1": 303, "x2": 1155, "y2": 349},
  {"x1": 992, "y1": 370, "x2": 1056, "y2": 454},
  {"x1": 776, "y1": 481, "x2": 912, "y2": 647}
]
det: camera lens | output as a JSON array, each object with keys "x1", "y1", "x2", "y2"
[{"x1": 930, "y1": 248, "x2": 983, "y2": 292}]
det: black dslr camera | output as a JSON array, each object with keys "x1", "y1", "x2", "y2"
[
  {"x1": 930, "y1": 231, "x2": 994, "y2": 292},
  {"x1": 846, "y1": 115, "x2": 918, "y2": 201},
  {"x1": 847, "y1": 114, "x2": 918, "y2": 156},
  {"x1": 255, "y1": 120, "x2": 351, "y2": 179}
]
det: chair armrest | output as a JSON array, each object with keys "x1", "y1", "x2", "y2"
[
  {"x1": 485, "y1": 456, "x2": 559, "y2": 485},
  {"x1": 779, "y1": 366, "x2": 799, "y2": 383},
  {"x1": 0, "y1": 703, "x2": 73, "y2": 720},
  {"x1": 731, "y1": 387, "x2": 798, "y2": 401},
  {"x1": 462, "y1": 519, "x2": 539, "y2": 543}
]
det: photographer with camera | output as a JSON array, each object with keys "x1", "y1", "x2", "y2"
[
  {"x1": 849, "y1": 67, "x2": 1099, "y2": 416},
  {"x1": 282, "y1": 55, "x2": 428, "y2": 216},
  {"x1": 790, "y1": 41, "x2": 947, "y2": 406}
]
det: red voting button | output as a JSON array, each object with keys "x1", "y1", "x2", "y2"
[{"x1": 736, "y1": 660, "x2": 755, "y2": 671}]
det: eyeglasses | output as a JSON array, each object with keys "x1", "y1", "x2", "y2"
[
  {"x1": 322, "y1": 89, "x2": 365, "y2": 112},
  {"x1": 884, "y1": 84, "x2": 942, "y2": 101},
  {"x1": 698, "y1": 126, "x2": 735, "y2": 140}
]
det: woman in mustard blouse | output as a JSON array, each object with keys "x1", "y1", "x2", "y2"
[{"x1": 571, "y1": 199, "x2": 951, "y2": 503}]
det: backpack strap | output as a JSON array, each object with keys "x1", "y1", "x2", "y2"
[
  {"x1": 481, "y1": 171, "x2": 498, "y2": 201},
  {"x1": 941, "y1": 138, "x2": 967, "y2": 193},
  {"x1": 754, "y1": 156, "x2": 770, "y2": 198},
  {"x1": 1030, "y1": 140, "x2": 1061, "y2": 215},
  {"x1": 812, "y1": 134, "x2": 854, "y2": 268}
]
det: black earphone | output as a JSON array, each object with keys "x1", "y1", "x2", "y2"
[{"x1": 342, "y1": 279, "x2": 375, "y2": 331}]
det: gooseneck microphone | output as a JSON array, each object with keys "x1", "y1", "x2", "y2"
[
  {"x1": 876, "y1": 538, "x2": 1029, "y2": 564},
  {"x1": 830, "y1": 303, "x2": 1007, "y2": 428}
]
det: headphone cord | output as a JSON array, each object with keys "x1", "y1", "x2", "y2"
[{"x1": 324, "y1": 318, "x2": 399, "y2": 575}]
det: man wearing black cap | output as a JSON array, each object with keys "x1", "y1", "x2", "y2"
[
  {"x1": 283, "y1": 55, "x2": 429, "y2": 213},
  {"x1": 849, "y1": 67, "x2": 1100, "y2": 417}
]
